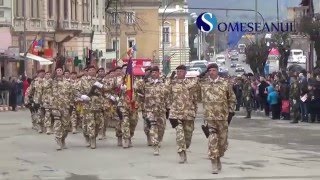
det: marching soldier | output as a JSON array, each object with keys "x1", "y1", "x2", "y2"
[
  {"x1": 96, "y1": 67, "x2": 108, "y2": 140},
  {"x1": 49, "y1": 67, "x2": 73, "y2": 150},
  {"x1": 64, "y1": 70, "x2": 71, "y2": 81},
  {"x1": 136, "y1": 66, "x2": 152, "y2": 146},
  {"x1": 167, "y1": 65, "x2": 198, "y2": 163},
  {"x1": 41, "y1": 71, "x2": 53, "y2": 134},
  {"x1": 75, "y1": 65, "x2": 104, "y2": 149},
  {"x1": 135, "y1": 66, "x2": 169, "y2": 155},
  {"x1": 27, "y1": 69, "x2": 45, "y2": 133},
  {"x1": 198, "y1": 63, "x2": 236, "y2": 174},
  {"x1": 70, "y1": 71, "x2": 80, "y2": 134}
]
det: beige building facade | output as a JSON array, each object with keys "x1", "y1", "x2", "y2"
[
  {"x1": 105, "y1": 0, "x2": 161, "y2": 66},
  {"x1": 11, "y1": 0, "x2": 92, "y2": 77},
  {"x1": 159, "y1": 0, "x2": 190, "y2": 72}
]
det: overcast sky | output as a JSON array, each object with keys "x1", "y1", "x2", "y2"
[{"x1": 187, "y1": 0, "x2": 313, "y2": 22}]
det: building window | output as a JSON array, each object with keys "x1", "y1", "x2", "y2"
[
  {"x1": 112, "y1": 40, "x2": 119, "y2": 51},
  {"x1": 48, "y1": 0, "x2": 53, "y2": 18},
  {"x1": 126, "y1": 12, "x2": 135, "y2": 24},
  {"x1": 128, "y1": 39, "x2": 135, "y2": 48},
  {"x1": 96, "y1": 0, "x2": 99, "y2": 18},
  {"x1": 111, "y1": 13, "x2": 119, "y2": 24},
  {"x1": 0, "y1": 0, "x2": 3, "y2": 6},
  {"x1": 31, "y1": 0, "x2": 39, "y2": 18},
  {"x1": 163, "y1": 27, "x2": 170, "y2": 43},
  {"x1": 64, "y1": 0, "x2": 68, "y2": 20},
  {"x1": 0, "y1": 11, "x2": 4, "y2": 17},
  {"x1": 71, "y1": 0, "x2": 77, "y2": 20},
  {"x1": 82, "y1": 0, "x2": 89, "y2": 22},
  {"x1": 15, "y1": 0, "x2": 25, "y2": 17}
]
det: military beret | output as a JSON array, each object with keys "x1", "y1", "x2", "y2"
[
  {"x1": 38, "y1": 69, "x2": 45, "y2": 73},
  {"x1": 97, "y1": 68, "x2": 105, "y2": 73},
  {"x1": 71, "y1": 71, "x2": 77, "y2": 74},
  {"x1": 83, "y1": 67, "x2": 88, "y2": 71},
  {"x1": 145, "y1": 66, "x2": 152, "y2": 71},
  {"x1": 64, "y1": 69, "x2": 70, "y2": 73},
  {"x1": 207, "y1": 63, "x2": 219, "y2": 71},
  {"x1": 114, "y1": 66, "x2": 122, "y2": 70},
  {"x1": 176, "y1": 65, "x2": 187, "y2": 70},
  {"x1": 122, "y1": 64, "x2": 128, "y2": 68},
  {"x1": 247, "y1": 73, "x2": 254, "y2": 77},
  {"x1": 151, "y1": 66, "x2": 160, "y2": 72},
  {"x1": 87, "y1": 65, "x2": 96, "y2": 70},
  {"x1": 54, "y1": 67, "x2": 63, "y2": 71}
]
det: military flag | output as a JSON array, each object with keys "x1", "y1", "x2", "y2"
[{"x1": 125, "y1": 47, "x2": 135, "y2": 108}]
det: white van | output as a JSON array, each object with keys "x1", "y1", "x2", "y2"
[
  {"x1": 288, "y1": 49, "x2": 306, "y2": 64},
  {"x1": 215, "y1": 54, "x2": 226, "y2": 64}
]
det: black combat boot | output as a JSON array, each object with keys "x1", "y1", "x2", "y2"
[{"x1": 245, "y1": 111, "x2": 251, "y2": 118}]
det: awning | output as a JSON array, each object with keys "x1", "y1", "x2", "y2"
[
  {"x1": 20, "y1": 53, "x2": 53, "y2": 65},
  {"x1": 133, "y1": 66, "x2": 145, "y2": 76}
]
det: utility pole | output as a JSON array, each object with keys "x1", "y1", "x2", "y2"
[
  {"x1": 276, "y1": 0, "x2": 279, "y2": 23},
  {"x1": 115, "y1": 0, "x2": 119, "y2": 65},
  {"x1": 255, "y1": 0, "x2": 258, "y2": 44}
]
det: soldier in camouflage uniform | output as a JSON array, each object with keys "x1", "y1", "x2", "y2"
[
  {"x1": 242, "y1": 74, "x2": 254, "y2": 118},
  {"x1": 118, "y1": 64, "x2": 139, "y2": 148},
  {"x1": 290, "y1": 76, "x2": 301, "y2": 123},
  {"x1": 168, "y1": 65, "x2": 198, "y2": 163},
  {"x1": 198, "y1": 63, "x2": 236, "y2": 174},
  {"x1": 70, "y1": 71, "x2": 80, "y2": 134},
  {"x1": 27, "y1": 69, "x2": 45, "y2": 133},
  {"x1": 96, "y1": 67, "x2": 108, "y2": 140},
  {"x1": 75, "y1": 65, "x2": 105, "y2": 149},
  {"x1": 135, "y1": 66, "x2": 169, "y2": 155},
  {"x1": 41, "y1": 71, "x2": 53, "y2": 134},
  {"x1": 136, "y1": 67, "x2": 152, "y2": 146},
  {"x1": 49, "y1": 67, "x2": 73, "y2": 150}
]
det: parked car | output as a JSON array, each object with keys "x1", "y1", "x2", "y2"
[
  {"x1": 186, "y1": 67, "x2": 201, "y2": 78},
  {"x1": 288, "y1": 49, "x2": 307, "y2": 64},
  {"x1": 216, "y1": 55, "x2": 226, "y2": 64},
  {"x1": 235, "y1": 65, "x2": 245, "y2": 72},
  {"x1": 230, "y1": 54, "x2": 239, "y2": 61},
  {"x1": 190, "y1": 60, "x2": 208, "y2": 73},
  {"x1": 230, "y1": 63, "x2": 237, "y2": 68}
]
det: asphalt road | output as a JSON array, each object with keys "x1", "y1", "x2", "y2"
[
  {"x1": 1, "y1": 107, "x2": 320, "y2": 180},
  {"x1": 213, "y1": 52, "x2": 253, "y2": 76}
]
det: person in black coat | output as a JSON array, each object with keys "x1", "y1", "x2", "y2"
[
  {"x1": 9, "y1": 77, "x2": 18, "y2": 111},
  {"x1": 233, "y1": 77, "x2": 243, "y2": 111},
  {"x1": 258, "y1": 77, "x2": 269, "y2": 114},
  {"x1": 308, "y1": 76, "x2": 320, "y2": 123}
]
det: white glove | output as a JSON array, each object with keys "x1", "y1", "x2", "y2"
[
  {"x1": 116, "y1": 97, "x2": 120, "y2": 102},
  {"x1": 293, "y1": 99, "x2": 296, "y2": 104},
  {"x1": 81, "y1": 95, "x2": 91, "y2": 101},
  {"x1": 109, "y1": 95, "x2": 116, "y2": 102},
  {"x1": 121, "y1": 84, "x2": 127, "y2": 90},
  {"x1": 94, "y1": 81, "x2": 103, "y2": 88}
]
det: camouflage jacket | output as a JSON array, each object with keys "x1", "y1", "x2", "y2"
[
  {"x1": 168, "y1": 78, "x2": 198, "y2": 120},
  {"x1": 290, "y1": 79, "x2": 300, "y2": 100},
  {"x1": 136, "y1": 78, "x2": 170, "y2": 116},
  {"x1": 29, "y1": 77, "x2": 44, "y2": 104},
  {"x1": 41, "y1": 78, "x2": 53, "y2": 108},
  {"x1": 243, "y1": 81, "x2": 254, "y2": 100},
  {"x1": 49, "y1": 77, "x2": 73, "y2": 109},
  {"x1": 198, "y1": 77, "x2": 236, "y2": 121},
  {"x1": 76, "y1": 76, "x2": 105, "y2": 111}
]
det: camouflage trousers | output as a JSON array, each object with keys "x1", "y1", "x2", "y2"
[
  {"x1": 142, "y1": 110, "x2": 150, "y2": 136},
  {"x1": 43, "y1": 108, "x2": 52, "y2": 128},
  {"x1": 52, "y1": 109, "x2": 71, "y2": 139},
  {"x1": 117, "y1": 107, "x2": 138, "y2": 139},
  {"x1": 33, "y1": 107, "x2": 45, "y2": 130},
  {"x1": 98, "y1": 110, "x2": 113, "y2": 137},
  {"x1": 207, "y1": 120, "x2": 228, "y2": 159},
  {"x1": 70, "y1": 108, "x2": 80, "y2": 129},
  {"x1": 176, "y1": 120, "x2": 194, "y2": 153},
  {"x1": 244, "y1": 99, "x2": 253, "y2": 112},
  {"x1": 148, "y1": 113, "x2": 166, "y2": 146},
  {"x1": 82, "y1": 110, "x2": 103, "y2": 138}
]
